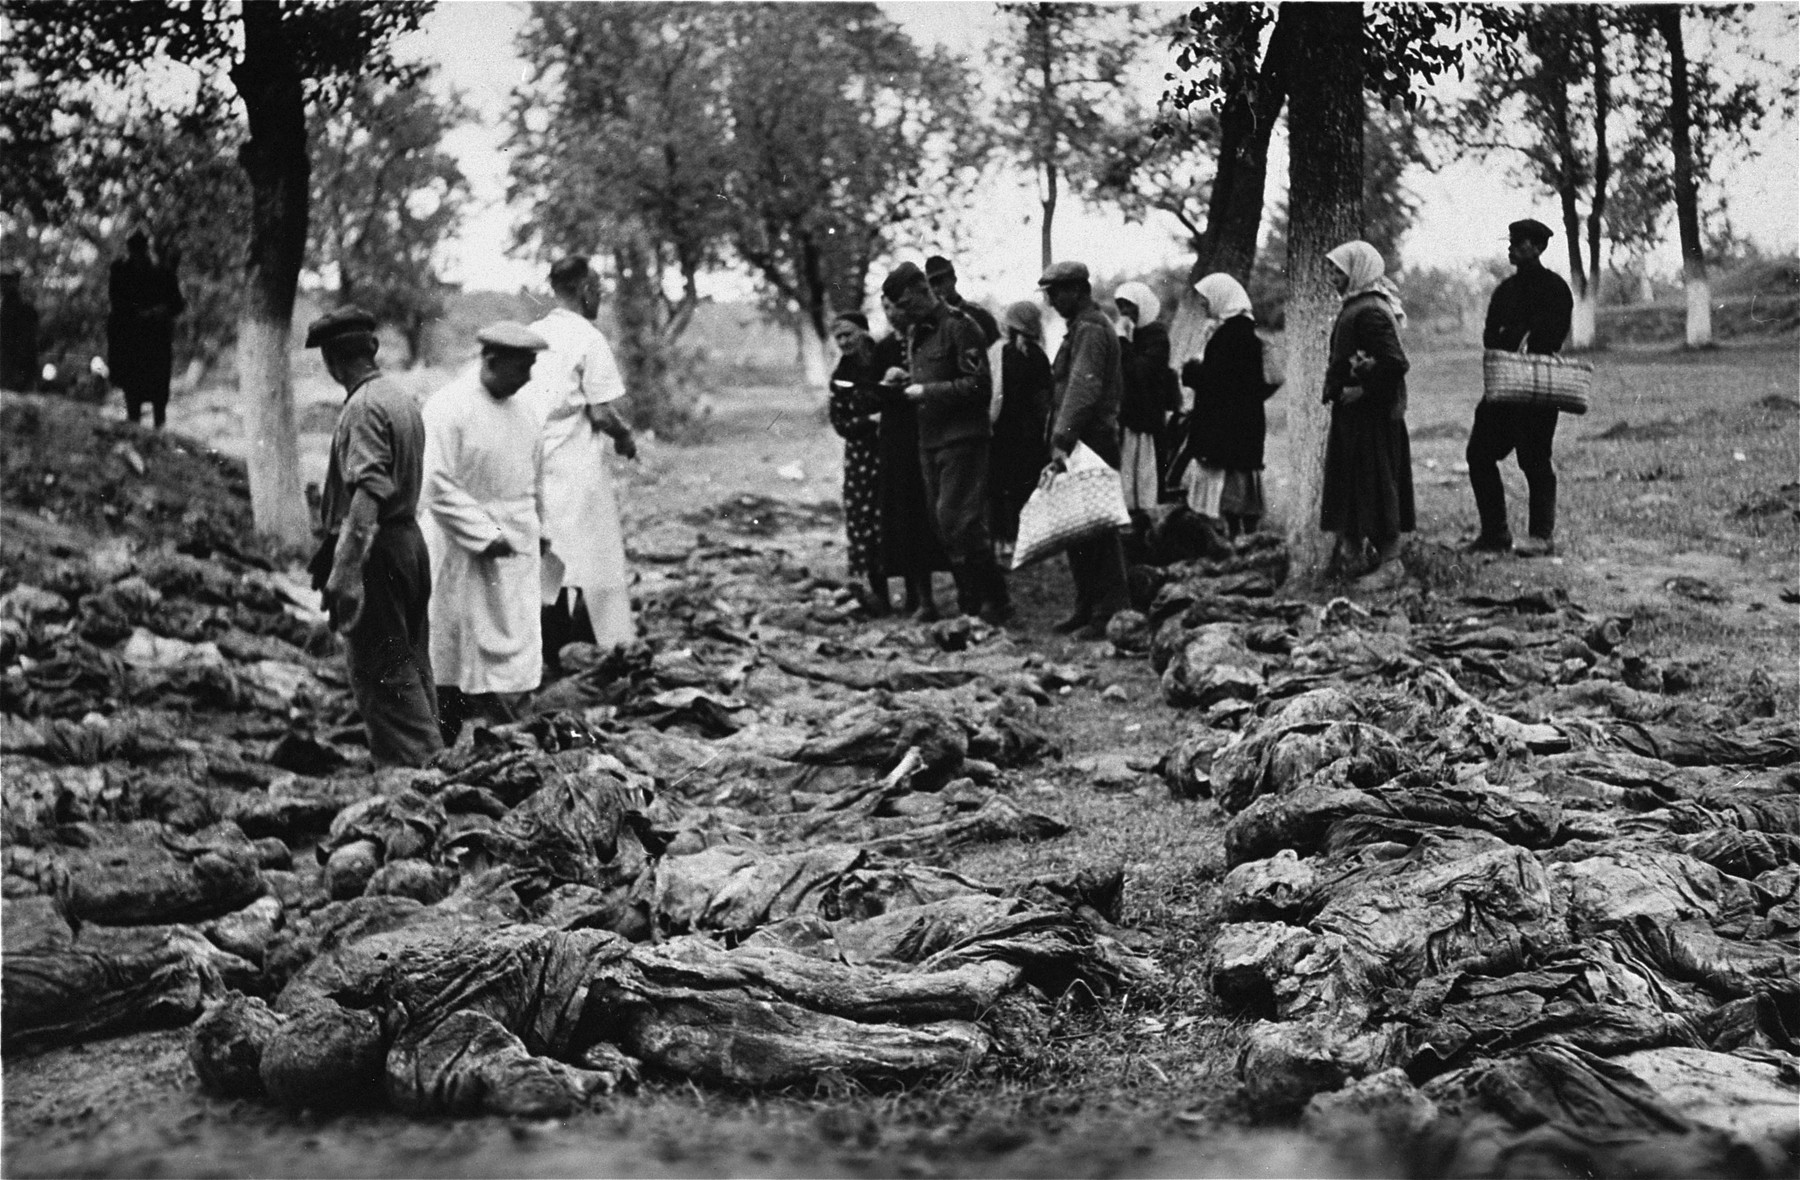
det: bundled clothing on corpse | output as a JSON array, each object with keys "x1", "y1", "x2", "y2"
[{"x1": 420, "y1": 369, "x2": 548, "y2": 710}]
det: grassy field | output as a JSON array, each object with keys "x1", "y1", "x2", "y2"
[{"x1": 13, "y1": 333, "x2": 1796, "y2": 1178}]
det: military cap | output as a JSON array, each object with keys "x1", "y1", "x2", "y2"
[
  {"x1": 881, "y1": 262, "x2": 930, "y2": 301},
  {"x1": 924, "y1": 255, "x2": 956, "y2": 279},
  {"x1": 1507, "y1": 218, "x2": 1554, "y2": 245},
  {"x1": 1037, "y1": 260, "x2": 1090, "y2": 288},
  {"x1": 476, "y1": 321, "x2": 550, "y2": 352},
  {"x1": 303, "y1": 305, "x2": 378, "y2": 349}
]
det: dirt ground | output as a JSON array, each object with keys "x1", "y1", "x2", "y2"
[{"x1": 4, "y1": 336, "x2": 1797, "y2": 1178}]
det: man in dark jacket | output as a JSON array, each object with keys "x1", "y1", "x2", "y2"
[
  {"x1": 925, "y1": 256, "x2": 1000, "y2": 348},
  {"x1": 885, "y1": 262, "x2": 1011, "y2": 624},
  {"x1": 1041, "y1": 261, "x2": 1130, "y2": 639},
  {"x1": 1467, "y1": 218, "x2": 1574, "y2": 557},
  {"x1": 308, "y1": 306, "x2": 443, "y2": 768}
]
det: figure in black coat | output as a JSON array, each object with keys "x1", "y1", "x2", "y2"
[
  {"x1": 1174, "y1": 273, "x2": 1279, "y2": 538},
  {"x1": 107, "y1": 231, "x2": 185, "y2": 429},
  {"x1": 987, "y1": 300, "x2": 1053, "y2": 550},
  {"x1": 0, "y1": 271, "x2": 39, "y2": 392}
]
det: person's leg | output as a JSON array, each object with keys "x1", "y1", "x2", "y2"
[
  {"x1": 1074, "y1": 530, "x2": 1129, "y2": 639},
  {"x1": 1056, "y1": 541, "x2": 1095, "y2": 633},
  {"x1": 864, "y1": 565, "x2": 892, "y2": 616},
  {"x1": 1464, "y1": 401, "x2": 1516, "y2": 547},
  {"x1": 346, "y1": 525, "x2": 445, "y2": 769},
  {"x1": 435, "y1": 685, "x2": 467, "y2": 749},
  {"x1": 934, "y1": 441, "x2": 1005, "y2": 619},
  {"x1": 151, "y1": 395, "x2": 168, "y2": 430},
  {"x1": 1516, "y1": 408, "x2": 1560, "y2": 544},
  {"x1": 124, "y1": 384, "x2": 145, "y2": 426},
  {"x1": 579, "y1": 581, "x2": 635, "y2": 649},
  {"x1": 905, "y1": 572, "x2": 938, "y2": 621}
]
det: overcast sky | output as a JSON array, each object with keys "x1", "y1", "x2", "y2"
[{"x1": 397, "y1": 0, "x2": 1800, "y2": 302}]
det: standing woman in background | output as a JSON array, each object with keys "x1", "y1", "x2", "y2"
[
  {"x1": 874, "y1": 295, "x2": 948, "y2": 620},
  {"x1": 827, "y1": 312, "x2": 890, "y2": 614},
  {"x1": 1111, "y1": 280, "x2": 1164, "y2": 522},
  {"x1": 986, "y1": 300, "x2": 1053, "y2": 562},
  {"x1": 1175, "y1": 273, "x2": 1276, "y2": 538},
  {"x1": 1318, "y1": 241, "x2": 1415, "y2": 588}
]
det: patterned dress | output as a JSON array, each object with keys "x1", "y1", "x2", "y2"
[{"x1": 829, "y1": 347, "x2": 885, "y2": 579}]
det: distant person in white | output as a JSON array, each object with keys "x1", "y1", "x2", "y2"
[
  {"x1": 524, "y1": 256, "x2": 638, "y2": 649},
  {"x1": 420, "y1": 320, "x2": 550, "y2": 741}
]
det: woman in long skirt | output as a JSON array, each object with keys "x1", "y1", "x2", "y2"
[
  {"x1": 1318, "y1": 240, "x2": 1415, "y2": 588},
  {"x1": 1174, "y1": 273, "x2": 1277, "y2": 538},
  {"x1": 828, "y1": 312, "x2": 889, "y2": 613},
  {"x1": 875, "y1": 295, "x2": 947, "y2": 619},
  {"x1": 987, "y1": 300, "x2": 1053, "y2": 559}
]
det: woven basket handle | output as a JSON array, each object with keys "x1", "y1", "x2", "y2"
[{"x1": 1517, "y1": 332, "x2": 1531, "y2": 355}]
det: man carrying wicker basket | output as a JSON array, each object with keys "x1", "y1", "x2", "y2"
[{"x1": 1466, "y1": 218, "x2": 1576, "y2": 558}]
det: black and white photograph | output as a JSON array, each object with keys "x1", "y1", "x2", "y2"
[{"x1": 2, "y1": 1, "x2": 1796, "y2": 1175}]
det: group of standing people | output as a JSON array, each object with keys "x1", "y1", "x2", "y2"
[
  {"x1": 306, "y1": 255, "x2": 638, "y2": 769},
  {"x1": 830, "y1": 215, "x2": 1574, "y2": 612}
]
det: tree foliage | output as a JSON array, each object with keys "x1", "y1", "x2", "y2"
[
  {"x1": 309, "y1": 68, "x2": 472, "y2": 367},
  {"x1": 989, "y1": 3, "x2": 1157, "y2": 269}
]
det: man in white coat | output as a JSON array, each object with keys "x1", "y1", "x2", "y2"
[
  {"x1": 524, "y1": 256, "x2": 638, "y2": 651},
  {"x1": 421, "y1": 321, "x2": 551, "y2": 741}
]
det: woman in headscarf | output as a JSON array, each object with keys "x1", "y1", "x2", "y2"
[
  {"x1": 987, "y1": 300, "x2": 1053, "y2": 558},
  {"x1": 874, "y1": 294, "x2": 948, "y2": 619},
  {"x1": 1318, "y1": 240, "x2": 1414, "y2": 587},
  {"x1": 1173, "y1": 273, "x2": 1278, "y2": 538},
  {"x1": 828, "y1": 311, "x2": 890, "y2": 613},
  {"x1": 1112, "y1": 280, "x2": 1166, "y2": 519}
]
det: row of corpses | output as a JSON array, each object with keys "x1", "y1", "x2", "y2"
[
  {"x1": 1, "y1": 525, "x2": 1156, "y2": 1117},
  {"x1": 1129, "y1": 572, "x2": 1799, "y2": 1176}
]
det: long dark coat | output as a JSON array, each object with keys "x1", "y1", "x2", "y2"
[
  {"x1": 1318, "y1": 292, "x2": 1415, "y2": 541},
  {"x1": 988, "y1": 339, "x2": 1052, "y2": 543},
  {"x1": 873, "y1": 335, "x2": 948, "y2": 575},
  {"x1": 1184, "y1": 316, "x2": 1274, "y2": 474}
]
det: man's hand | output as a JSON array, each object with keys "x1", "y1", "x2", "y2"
[
  {"x1": 612, "y1": 431, "x2": 637, "y2": 461},
  {"x1": 882, "y1": 367, "x2": 910, "y2": 387},
  {"x1": 1339, "y1": 385, "x2": 1366, "y2": 405},
  {"x1": 1047, "y1": 446, "x2": 1071, "y2": 475},
  {"x1": 323, "y1": 563, "x2": 363, "y2": 634},
  {"x1": 482, "y1": 536, "x2": 517, "y2": 559},
  {"x1": 902, "y1": 383, "x2": 926, "y2": 402}
]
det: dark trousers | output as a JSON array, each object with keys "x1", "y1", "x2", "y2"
[
  {"x1": 921, "y1": 438, "x2": 1008, "y2": 613},
  {"x1": 1467, "y1": 401, "x2": 1558, "y2": 541},
  {"x1": 1066, "y1": 531, "x2": 1129, "y2": 620},
  {"x1": 344, "y1": 521, "x2": 443, "y2": 768},
  {"x1": 436, "y1": 687, "x2": 525, "y2": 746}
]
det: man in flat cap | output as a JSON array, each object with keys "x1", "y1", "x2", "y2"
[
  {"x1": 421, "y1": 321, "x2": 552, "y2": 741},
  {"x1": 882, "y1": 261, "x2": 1012, "y2": 625},
  {"x1": 306, "y1": 304, "x2": 443, "y2": 768},
  {"x1": 1040, "y1": 260, "x2": 1130, "y2": 639},
  {"x1": 924, "y1": 256, "x2": 999, "y2": 348},
  {"x1": 1467, "y1": 217, "x2": 1574, "y2": 557},
  {"x1": 523, "y1": 257, "x2": 638, "y2": 654}
]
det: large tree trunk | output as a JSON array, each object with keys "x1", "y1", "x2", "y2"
[
  {"x1": 1282, "y1": 3, "x2": 1364, "y2": 582},
  {"x1": 796, "y1": 323, "x2": 829, "y2": 392},
  {"x1": 1036, "y1": 10, "x2": 1058, "y2": 273},
  {"x1": 1169, "y1": 8, "x2": 1293, "y2": 365},
  {"x1": 612, "y1": 243, "x2": 684, "y2": 437},
  {"x1": 1658, "y1": 7, "x2": 1711, "y2": 348},
  {"x1": 231, "y1": 4, "x2": 311, "y2": 549},
  {"x1": 1579, "y1": 4, "x2": 1610, "y2": 353}
]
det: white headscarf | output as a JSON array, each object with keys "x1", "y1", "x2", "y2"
[
  {"x1": 1112, "y1": 280, "x2": 1162, "y2": 329},
  {"x1": 1193, "y1": 273, "x2": 1253, "y2": 322},
  {"x1": 1325, "y1": 241, "x2": 1387, "y2": 300}
]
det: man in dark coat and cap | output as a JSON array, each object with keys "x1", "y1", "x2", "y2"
[
  {"x1": 884, "y1": 261, "x2": 1011, "y2": 624},
  {"x1": 307, "y1": 305, "x2": 443, "y2": 768},
  {"x1": 1467, "y1": 217, "x2": 1575, "y2": 557},
  {"x1": 925, "y1": 256, "x2": 1000, "y2": 348}
]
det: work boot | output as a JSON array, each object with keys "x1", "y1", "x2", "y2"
[
  {"x1": 904, "y1": 575, "x2": 939, "y2": 622},
  {"x1": 1463, "y1": 533, "x2": 1513, "y2": 555},
  {"x1": 1513, "y1": 535, "x2": 1556, "y2": 558}
]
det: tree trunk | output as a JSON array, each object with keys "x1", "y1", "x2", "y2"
[
  {"x1": 1036, "y1": 8, "x2": 1057, "y2": 272},
  {"x1": 1570, "y1": 295, "x2": 1597, "y2": 352},
  {"x1": 231, "y1": 4, "x2": 311, "y2": 549},
  {"x1": 612, "y1": 243, "x2": 683, "y2": 437},
  {"x1": 1658, "y1": 7, "x2": 1711, "y2": 348},
  {"x1": 1582, "y1": 4, "x2": 1610, "y2": 351},
  {"x1": 1282, "y1": 3, "x2": 1364, "y2": 581},
  {"x1": 1170, "y1": 8, "x2": 1293, "y2": 365},
  {"x1": 796, "y1": 323, "x2": 829, "y2": 392}
]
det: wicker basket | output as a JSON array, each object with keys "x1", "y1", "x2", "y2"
[
  {"x1": 1012, "y1": 444, "x2": 1132, "y2": 570},
  {"x1": 1482, "y1": 349, "x2": 1593, "y2": 415}
]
